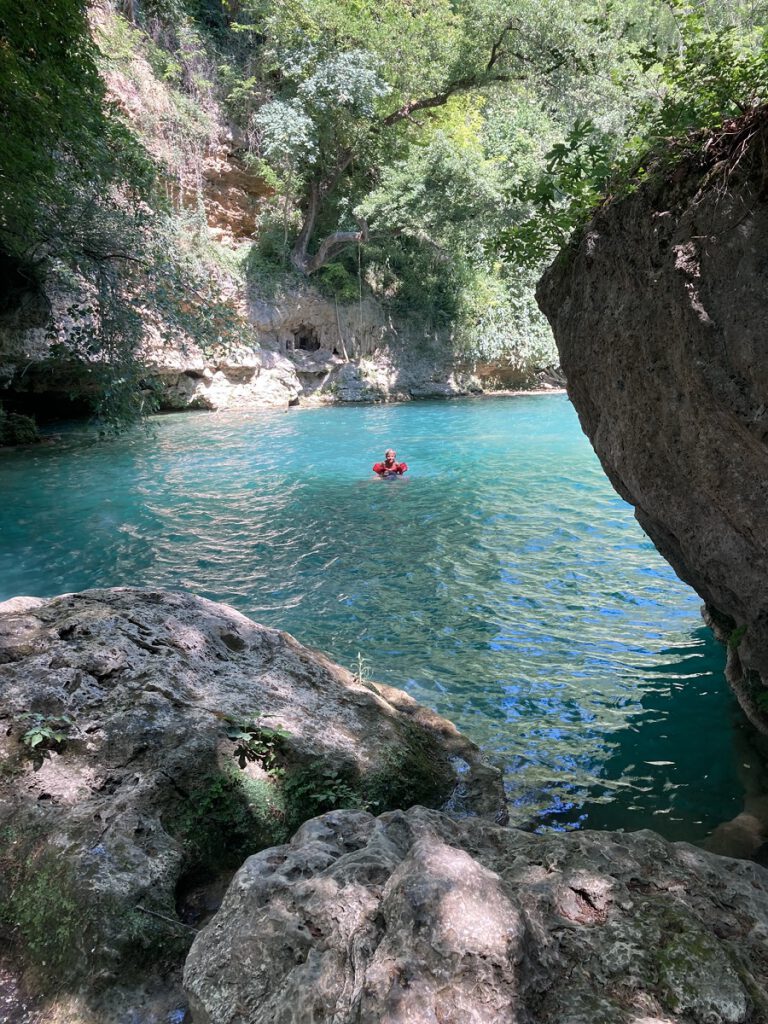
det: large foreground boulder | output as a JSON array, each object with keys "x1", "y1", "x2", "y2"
[
  {"x1": 0, "y1": 588, "x2": 503, "y2": 1014},
  {"x1": 185, "y1": 805, "x2": 768, "y2": 1024},
  {"x1": 537, "y1": 109, "x2": 768, "y2": 728}
]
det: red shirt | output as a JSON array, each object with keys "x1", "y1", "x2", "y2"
[{"x1": 373, "y1": 460, "x2": 408, "y2": 476}]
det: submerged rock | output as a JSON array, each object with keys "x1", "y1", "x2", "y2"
[
  {"x1": 184, "y1": 805, "x2": 768, "y2": 1024},
  {"x1": 537, "y1": 110, "x2": 768, "y2": 729},
  {"x1": 0, "y1": 588, "x2": 503, "y2": 1013}
]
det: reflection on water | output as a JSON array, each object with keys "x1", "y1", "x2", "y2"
[
  {"x1": 538, "y1": 628, "x2": 742, "y2": 838},
  {"x1": 0, "y1": 397, "x2": 747, "y2": 840}
]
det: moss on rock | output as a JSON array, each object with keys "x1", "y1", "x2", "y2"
[{"x1": 0, "y1": 408, "x2": 39, "y2": 446}]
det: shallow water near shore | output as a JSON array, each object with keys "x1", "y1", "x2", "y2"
[{"x1": 1, "y1": 395, "x2": 751, "y2": 840}]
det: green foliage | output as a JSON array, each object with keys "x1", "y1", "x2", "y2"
[
  {"x1": 0, "y1": 407, "x2": 40, "y2": 446},
  {"x1": 315, "y1": 261, "x2": 360, "y2": 303},
  {"x1": 498, "y1": 1, "x2": 768, "y2": 268},
  {"x1": 223, "y1": 714, "x2": 290, "y2": 772},
  {"x1": 648, "y1": 1, "x2": 768, "y2": 140},
  {"x1": 280, "y1": 729, "x2": 455, "y2": 830},
  {"x1": 0, "y1": 1, "x2": 155, "y2": 265},
  {"x1": 17, "y1": 713, "x2": 73, "y2": 758},
  {"x1": 0, "y1": 825, "x2": 185, "y2": 987},
  {"x1": 145, "y1": 214, "x2": 259, "y2": 353},
  {"x1": 453, "y1": 265, "x2": 557, "y2": 371},
  {"x1": 254, "y1": 99, "x2": 319, "y2": 169},
  {"x1": 166, "y1": 768, "x2": 289, "y2": 872},
  {"x1": 238, "y1": 0, "x2": 707, "y2": 363},
  {"x1": 729, "y1": 625, "x2": 748, "y2": 649},
  {"x1": 500, "y1": 118, "x2": 615, "y2": 269},
  {"x1": 282, "y1": 763, "x2": 364, "y2": 828},
  {"x1": 1, "y1": 3, "x2": 265, "y2": 435},
  {"x1": 240, "y1": 0, "x2": 641, "y2": 275},
  {"x1": 95, "y1": 11, "x2": 217, "y2": 173},
  {"x1": 0, "y1": 858, "x2": 82, "y2": 982},
  {"x1": 358, "y1": 130, "x2": 504, "y2": 250}
]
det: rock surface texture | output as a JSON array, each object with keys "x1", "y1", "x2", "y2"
[
  {"x1": 142, "y1": 287, "x2": 489, "y2": 410},
  {"x1": 141, "y1": 333, "x2": 485, "y2": 411},
  {"x1": 537, "y1": 113, "x2": 768, "y2": 726},
  {"x1": 0, "y1": 588, "x2": 502, "y2": 1017},
  {"x1": 144, "y1": 340, "x2": 304, "y2": 410},
  {"x1": 185, "y1": 805, "x2": 768, "y2": 1024}
]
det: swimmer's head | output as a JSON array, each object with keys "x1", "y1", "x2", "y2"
[{"x1": 384, "y1": 449, "x2": 396, "y2": 463}]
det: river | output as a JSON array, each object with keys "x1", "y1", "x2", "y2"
[{"x1": 1, "y1": 395, "x2": 751, "y2": 840}]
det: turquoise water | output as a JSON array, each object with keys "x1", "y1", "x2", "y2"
[{"x1": 1, "y1": 396, "x2": 748, "y2": 839}]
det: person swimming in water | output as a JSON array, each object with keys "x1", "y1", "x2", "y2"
[{"x1": 373, "y1": 448, "x2": 408, "y2": 478}]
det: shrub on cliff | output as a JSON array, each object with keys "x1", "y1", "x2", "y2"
[
  {"x1": 0, "y1": 406, "x2": 39, "y2": 446},
  {"x1": 498, "y1": 0, "x2": 768, "y2": 268}
]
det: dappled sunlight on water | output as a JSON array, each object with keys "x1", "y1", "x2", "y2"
[{"x1": 0, "y1": 396, "x2": 745, "y2": 839}]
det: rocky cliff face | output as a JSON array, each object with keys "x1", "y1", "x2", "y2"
[
  {"x1": 141, "y1": 290, "x2": 488, "y2": 411},
  {"x1": 0, "y1": 271, "x2": 493, "y2": 417},
  {"x1": 537, "y1": 112, "x2": 768, "y2": 728}
]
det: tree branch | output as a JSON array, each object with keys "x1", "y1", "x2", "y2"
[
  {"x1": 382, "y1": 18, "x2": 521, "y2": 127},
  {"x1": 288, "y1": 19, "x2": 570, "y2": 273},
  {"x1": 300, "y1": 219, "x2": 369, "y2": 275},
  {"x1": 290, "y1": 152, "x2": 355, "y2": 272}
]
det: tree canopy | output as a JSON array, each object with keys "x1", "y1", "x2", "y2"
[
  {"x1": 0, "y1": 0, "x2": 153, "y2": 265},
  {"x1": 2, "y1": 0, "x2": 767, "y2": 420},
  {"x1": 235, "y1": 0, "x2": 649, "y2": 275}
]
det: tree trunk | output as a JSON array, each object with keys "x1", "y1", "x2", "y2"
[{"x1": 290, "y1": 182, "x2": 321, "y2": 274}]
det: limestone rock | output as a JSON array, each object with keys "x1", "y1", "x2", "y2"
[
  {"x1": 145, "y1": 341, "x2": 303, "y2": 410},
  {"x1": 184, "y1": 805, "x2": 768, "y2": 1024},
  {"x1": 537, "y1": 113, "x2": 768, "y2": 725},
  {"x1": 247, "y1": 292, "x2": 390, "y2": 359},
  {"x1": 0, "y1": 596, "x2": 46, "y2": 614},
  {"x1": 288, "y1": 348, "x2": 344, "y2": 374},
  {"x1": 0, "y1": 589, "x2": 503, "y2": 1001}
]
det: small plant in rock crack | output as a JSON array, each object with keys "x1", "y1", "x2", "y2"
[
  {"x1": 17, "y1": 713, "x2": 74, "y2": 758},
  {"x1": 283, "y1": 764, "x2": 363, "y2": 820},
  {"x1": 729, "y1": 625, "x2": 747, "y2": 650},
  {"x1": 353, "y1": 651, "x2": 378, "y2": 693},
  {"x1": 354, "y1": 651, "x2": 369, "y2": 684},
  {"x1": 223, "y1": 715, "x2": 291, "y2": 773}
]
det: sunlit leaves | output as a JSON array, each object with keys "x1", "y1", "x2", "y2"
[
  {"x1": 0, "y1": 0, "x2": 153, "y2": 261},
  {"x1": 298, "y1": 50, "x2": 390, "y2": 115},
  {"x1": 254, "y1": 98, "x2": 318, "y2": 166},
  {"x1": 358, "y1": 131, "x2": 503, "y2": 248}
]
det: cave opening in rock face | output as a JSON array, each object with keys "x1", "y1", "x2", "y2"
[{"x1": 288, "y1": 326, "x2": 321, "y2": 352}]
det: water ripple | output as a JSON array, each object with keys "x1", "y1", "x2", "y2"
[{"x1": 0, "y1": 397, "x2": 746, "y2": 839}]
